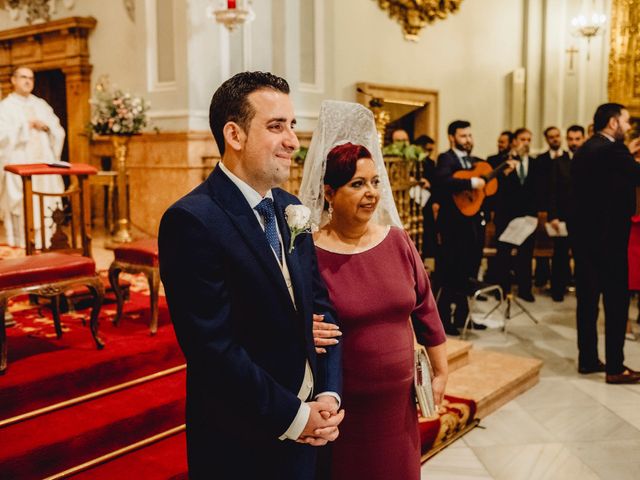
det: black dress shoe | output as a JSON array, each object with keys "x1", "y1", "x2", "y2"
[
  {"x1": 578, "y1": 360, "x2": 606, "y2": 374},
  {"x1": 552, "y1": 294, "x2": 564, "y2": 302},
  {"x1": 517, "y1": 291, "x2": 535, "y2": 302},
  {"x1": 606, "y1": 367, "x2": 640, "y2": 384},
  {"x1": 469, "y1": 321, "x2": 487, "y2": 330}
]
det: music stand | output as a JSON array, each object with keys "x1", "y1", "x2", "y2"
[{"x1": 504, "y1": 293, "x2": 539, "y2": 325}]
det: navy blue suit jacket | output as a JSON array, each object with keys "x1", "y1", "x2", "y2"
[
  {"x1": 159, "y1": 166, "x2": 341, "y2": 479},
  {"x1": 434, "y1": 150, "x2": 483, "y2": 233}
]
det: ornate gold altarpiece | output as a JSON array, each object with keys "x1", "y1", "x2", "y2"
[{"x1": 608, "y1": 0, "x2": 640, "y2": 117}]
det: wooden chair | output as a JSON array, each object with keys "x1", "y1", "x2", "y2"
[
  {"x1": 0, "y1": 253, "x2": 104, "y2": 374},
  {"x1": 108, "y1": 239, "x2": 160, "y2": 335}
]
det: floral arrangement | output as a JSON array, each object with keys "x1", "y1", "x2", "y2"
[{"x1": 89, "y1": 78, "x2": 150, "y2": 135}]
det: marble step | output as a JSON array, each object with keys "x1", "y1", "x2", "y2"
[
  {"x1": 446, "y1": 338, "x2": 472, "y2": 373},
  {"x1": 445, "y1": 349, "x2": 543, "y2": 418}
]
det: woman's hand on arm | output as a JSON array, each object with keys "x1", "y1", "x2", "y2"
[{"x1": 313, "y1": 314, "x2": 342, "y2": 354}]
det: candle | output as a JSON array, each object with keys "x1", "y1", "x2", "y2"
[{"x1": 227, "y1": 0, "x2": 236, "y2": 9}]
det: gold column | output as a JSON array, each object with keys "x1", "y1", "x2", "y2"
[
  {"x1": 109, "y1": 136, "x2": 133, "y2": 244},
  {"x1": 608, "y1": 0, "x2": 640, "y2": 116}
]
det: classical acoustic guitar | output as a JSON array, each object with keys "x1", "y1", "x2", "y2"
[{"x1": 452, "y1": 159, "x2": 514, "y2": 216}]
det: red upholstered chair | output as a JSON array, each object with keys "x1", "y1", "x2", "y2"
[
  {"x1": 108, "y1": 238, "x2": 160, "y2": 335},
  {"x1": 0, "y1": 253, "x2": 105, "y2": 374}
]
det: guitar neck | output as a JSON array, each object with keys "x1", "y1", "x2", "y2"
[{"x1": 483, "y1": 160, "x2": 512, "y2": 182}]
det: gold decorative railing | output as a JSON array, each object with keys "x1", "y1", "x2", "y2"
[{"x1": 286, "y1": 156, "x2": 424, "y2": 251}]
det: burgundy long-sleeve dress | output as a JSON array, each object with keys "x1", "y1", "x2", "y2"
[{"x1": 316, "y1": 226, "x2": 446, "y2": 480}]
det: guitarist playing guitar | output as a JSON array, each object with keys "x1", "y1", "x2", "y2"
[{"x1": 434, "y1": 120, "x2": 516, "y2": 336}]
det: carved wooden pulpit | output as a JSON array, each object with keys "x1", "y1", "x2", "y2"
[{"x1": 3, "y1": 163, "x2": 98, "y2": 257}]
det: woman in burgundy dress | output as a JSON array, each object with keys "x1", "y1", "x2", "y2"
[{"x1": 299, "y1": 101, "x2": 448, "y2": 480}]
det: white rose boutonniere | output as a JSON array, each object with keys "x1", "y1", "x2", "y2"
[{"x1": 285, "y1": 204, "x2": 313, "y2": 253}]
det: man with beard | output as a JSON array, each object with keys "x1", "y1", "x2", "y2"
[
  {"x1": 570, "y1": 103, "x2": 640, "y2": 383},
  {"x1": 548, "y1": 125, "x2": 585, "y2": 301},
  {"x1": 494, "y1": 128, "x2": 539, "y2": 302},
  {"x1": 433, "y1": 120, "x2": 489, "y2": 335},
  {"x1": 484, "y1": 131, "x2": 514, "y2": 283},
  {"x1": 534, "y1": 126, "x2": 565, "y2": 288},
  {"x1": 487, "y1": 131, "x2": 514, "y2": 168}
]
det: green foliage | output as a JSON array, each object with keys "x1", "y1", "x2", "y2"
[
  {"x1": 382, "y1": 141, "x2": 425, "y2": 161},
  {"x1": 293, "y1": 146, "x2": 309, "y2": 164}
]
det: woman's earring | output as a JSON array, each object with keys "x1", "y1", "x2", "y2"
[{"x1": 328, "y1": 203, "x2": 334, "y2": 222}]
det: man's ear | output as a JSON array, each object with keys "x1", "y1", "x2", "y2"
[{"x1": 223, "y1": 122, "x2": 245, "y2": 152}]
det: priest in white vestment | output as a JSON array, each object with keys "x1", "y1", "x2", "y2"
[{"x1": 0, "y1": 66, "x2": 65, "y2": 248}]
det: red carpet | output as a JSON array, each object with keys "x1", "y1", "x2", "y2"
[
  {"x1": 69, "y1": 432, "x2": 188, "y2": 480},
  {"x1": 419, "y1": 394, "x2": 478, "y2": 460},
  {"x1": 0, "y1": 269, "x2": 476, "y2": 478},
  {"x1": 1, "y1": 288, "x2": 183, "y2": 419},
  {"x1": 0, "y1": 370, "x2": 185, "y2": 479},
  {"x1": 0, "y1": 280, "x2": 188, "y2": 479}
]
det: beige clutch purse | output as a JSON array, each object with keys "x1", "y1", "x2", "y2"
[{"x1": 414, "y1": 342, "x2": 437, "y2": 418}]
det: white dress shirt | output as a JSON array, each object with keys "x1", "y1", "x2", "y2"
[{"x1": 218, "y1": 162, "x2": 339, "y2": 441}]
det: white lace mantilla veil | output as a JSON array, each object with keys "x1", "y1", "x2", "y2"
[{"x1": 298, "y1": 100, "x2": 403, "y2": 229}]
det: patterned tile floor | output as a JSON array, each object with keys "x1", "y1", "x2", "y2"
[{"x1": 422, "y1": 291, "x2": 640, "y2": 480}]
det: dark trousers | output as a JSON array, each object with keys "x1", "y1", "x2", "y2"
[
  {"x1": 534, "y1": 257, "x2": 550, "y2": 287},
  {"x1": 551, "y1": 236, "x2": 571, "y2": 298},
  {"x1": 496, "y1": 234, "x2": 535, "y2": 295},
  {"x1": 436, "y1": 218, "x2": 483, "y2": 327},
  {"x1": 574, "y1": 244, "x2": 629, "y2": 375},
  {"x1": 422, "y1": 202, "x2": 438, "y2": 259}
]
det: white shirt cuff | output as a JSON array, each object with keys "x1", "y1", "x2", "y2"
[
  {"x1": 315, "y1": 391, "x2": 341, "y2": 408},
  {"x1": 279, "y1": 400, "x2": 310, "y2": 441},
  {"x1": 470, "y1": 177, "x2": 482, "y2": 189}
]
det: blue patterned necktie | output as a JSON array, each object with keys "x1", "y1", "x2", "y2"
[
  {"x1": 255, "y1": 198, "x2": 282, "y2": 261},
  {"x1": 462, "y1": 155, "x2": 472, "y2": 169}
]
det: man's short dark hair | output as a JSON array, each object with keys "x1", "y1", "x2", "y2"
[
  {"x1": 209, "y1": 71, "x2": 290, "y2": 156},
  {"x1": 514, "y1": 127, "x2": 531, "y2": 138},
  {"x1": 414, "y1": 134, "x2": 435, "y2": 147},
  {"x1": 544, "y1": 126, "x2": 560, "y2": 137},
  {"x1": 567, "y1": 124, "x2": 585, "y2": 135},
  {"x1": 447, "y1": 120, "x2": 471, "y2": 136},
  {"x1": 500, "y1": 130, "x2": 514, "y2": 143},
  {"x1": 593, "y1": 103, "x2": 625, "y2": 132}
]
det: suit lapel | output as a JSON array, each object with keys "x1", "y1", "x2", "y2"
[
  {"x1": 207, "y1": 168, "x2": 296, "y2": 312},
  {"x1": 273, "y1": 192, "x2": 307, "y2": 317}
]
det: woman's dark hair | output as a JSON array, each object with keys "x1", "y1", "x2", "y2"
[{"x1": 324, "y1": 143, "x2": 373, "y2": 190}]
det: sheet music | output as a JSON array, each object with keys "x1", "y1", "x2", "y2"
[
  {"x1": 408, "y1": 185, "x2": 431, "y2": 208},
  {"x1": 498, "y1": 216, "x2": 538, "y2": 246},
  {"x1": 544, "y1": 221, "x2": 568, "y2": 237}
]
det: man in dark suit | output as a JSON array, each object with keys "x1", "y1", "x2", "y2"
[
  {"x1": 415, "y1": 134, "x2": 438, "y2": 259},
  {"x1": 434, "y1": 120, "x2": 489, "y2": 335},
  {"x1": 494, "y1": 127, "x2": 539, "y2": 302},
  {"x1": 484, "y1": 131, "x2": 514, "y2": 283},
  {"x1": 487, "y1": 131, "x2": 514, "y2": 169},
  {"x1": 158, "y1": 72, "x2": 344, "y2": 478},
  {"x1": 548, "y1": 125, "x2": 585, "y2": 301},
  {"x1": 534, "y1": 126, "x2": 564, "y2": 288},
  {"x1": 570, "y1": 102, "x2": 640, "y2": 383}
]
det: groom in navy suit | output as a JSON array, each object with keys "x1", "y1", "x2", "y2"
[{"x1": 159, "y1": 72, "x2": 343, "y2": 479}]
